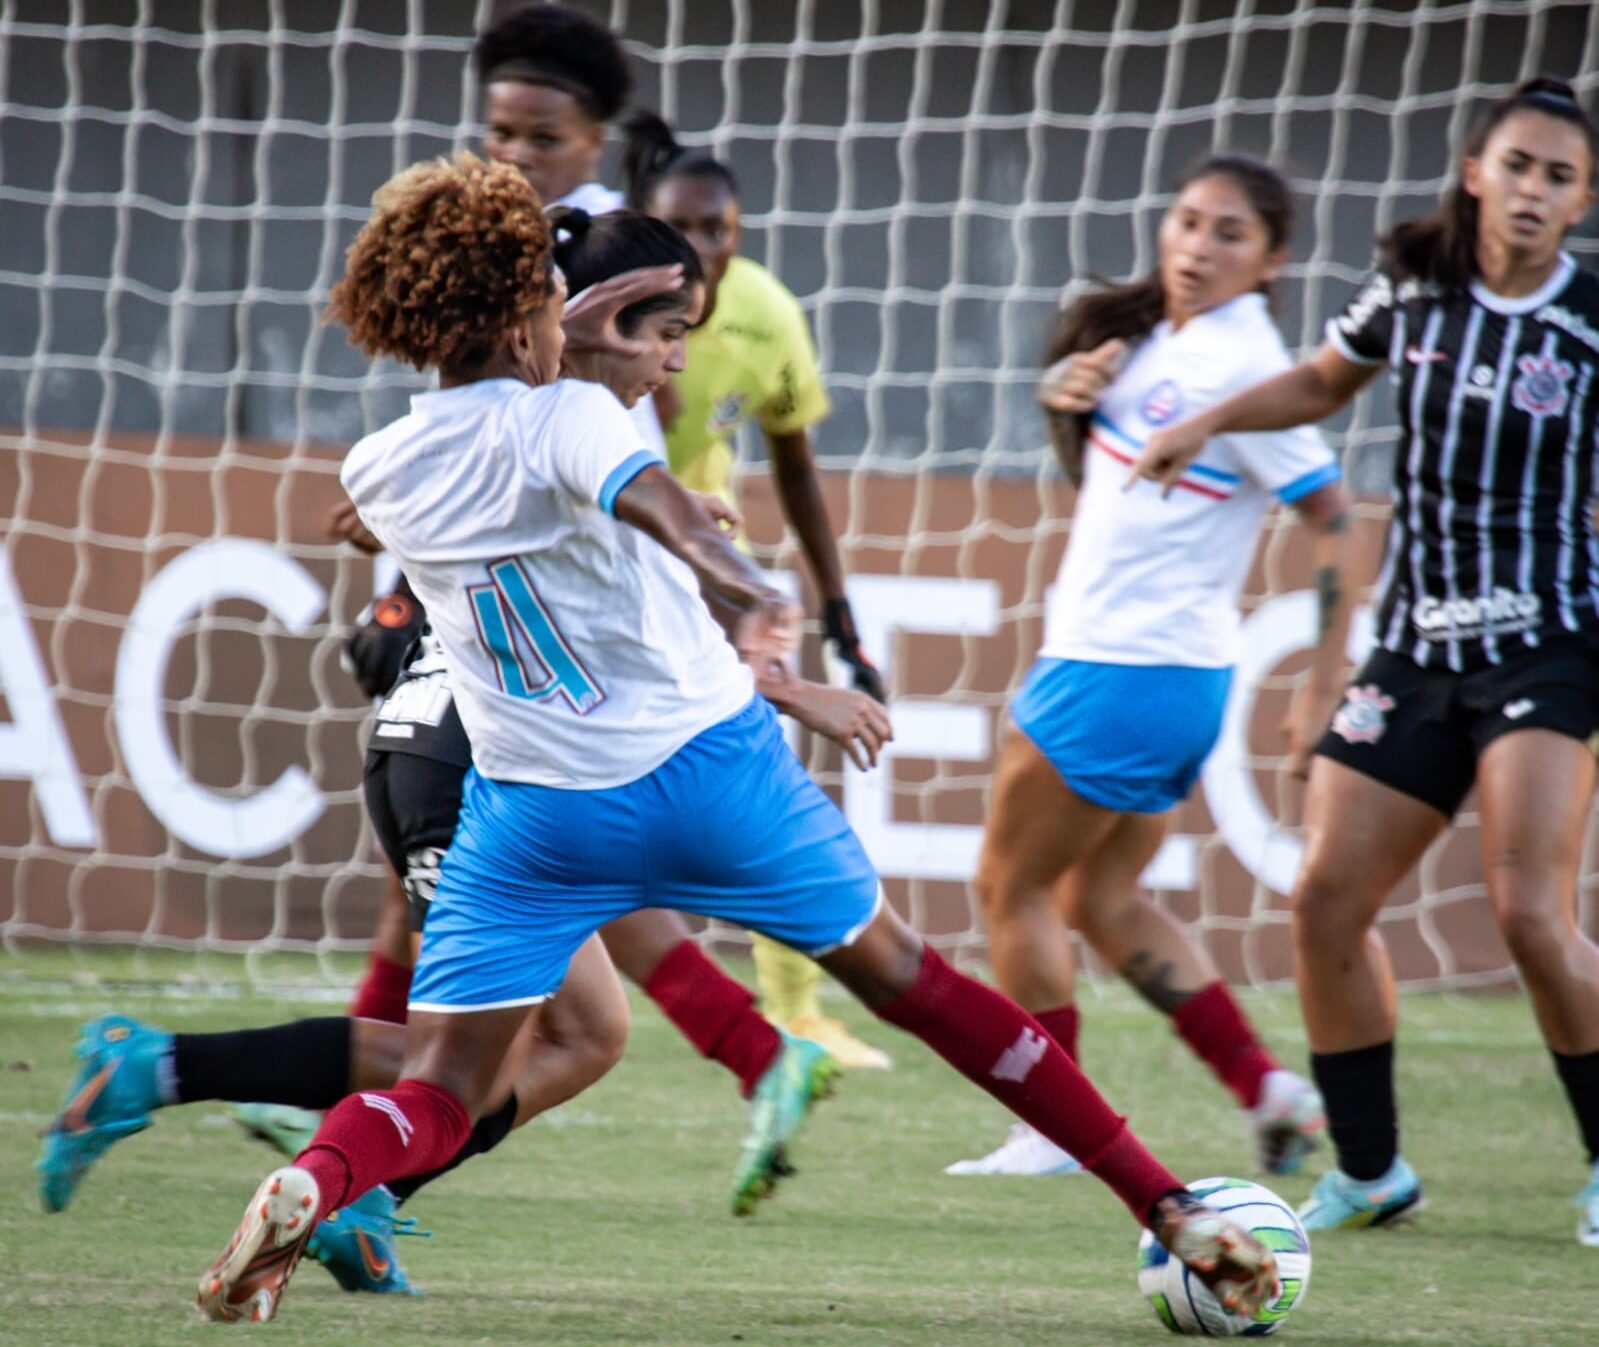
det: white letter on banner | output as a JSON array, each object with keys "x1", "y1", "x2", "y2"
[
  {"x1": 1201, "y1": 593, "x2": 1375, "y2": 895},
  {"x1": 115, "y1": 540, "x2": 327, "y2": 857},
  {"x1": 0, "y1": 549, "x2": 96, "y2": 845}
]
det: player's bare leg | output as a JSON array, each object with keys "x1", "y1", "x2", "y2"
[
  {"x1": 1068, "y1": 813, "x2": 1323, "y2": 1173},
  {"x1": 1475, "y1": 729, "x2": 1599, "y2": 1244},
  {"x1": 818, "y1": 907, "x2": 1278, "y2": 1315},
  {"x1": 1291, "y1": 756, "x2": 1444, "y2": 1229}
]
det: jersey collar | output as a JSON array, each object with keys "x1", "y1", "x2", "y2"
[{"x1": 1469, "y1": 252, "x2": 1575, "y2": 316}]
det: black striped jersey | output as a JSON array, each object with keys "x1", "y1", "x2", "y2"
[
  {"x1": 1328, "y1": 253, "x2": 1599, "y2": 671},
  {"x1": 368, "y1": 627, "x2": 472, "y2": 769}
]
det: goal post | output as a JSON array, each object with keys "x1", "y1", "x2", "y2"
[{"x1": 3, "y1": 0, "x2": 1598, "y2": 990}]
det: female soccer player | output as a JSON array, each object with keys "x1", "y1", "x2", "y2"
[
  {"x1": 38, "y1": 214, "x2": 885, "y2": 1274},
  {"x1": 622, "y1": 111, "x2": 893, "y2": 1070},
  {"x1": 1130, "y1": 79, "x2": 1599, "y2": 1243},
  {"x1": 476, "y1": 11, "x2": 888, "y2": 1065},
  {"x1": 191, "y1": 152, "x2": 1275, "y2": 1325},
  {"x1": 949, "y1": 156, "x2": 1348, "y2": 1180}
]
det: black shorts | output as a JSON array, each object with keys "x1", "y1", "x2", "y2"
[
  {"x1": 363, "y1": 750, "x2": 468, "y2": 932},
  {"x1": 1315, "y1": 641, "x2": 1599, "y2": 817}
]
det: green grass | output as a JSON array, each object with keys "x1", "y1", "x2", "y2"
[{"x1": 2, "y1": 952, "x2": 1597, "y2": 1345}]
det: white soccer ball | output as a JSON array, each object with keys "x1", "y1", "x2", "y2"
[{"x1": 1136, "y1": 1177, "x2": 1311, "y2": 1337}]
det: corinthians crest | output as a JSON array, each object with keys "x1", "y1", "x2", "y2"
[
  {"x1": 1510, "y1": 350, "x2": 1574, "y2": 418},
  {"x1": 1331, "y1": 684, "x2": 1396, "y2": 745}
]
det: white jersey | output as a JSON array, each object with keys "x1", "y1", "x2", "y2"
[
  {"x1": 342, "y1": 377, "x2": 754, "y2": 788},
  {"x1": 1043, "y1": 292, "x2": 1340, "y2": 670}
]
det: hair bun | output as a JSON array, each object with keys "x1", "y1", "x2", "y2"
[
  {"x1": 547, "y1": 205, "x2": 593, "y2": 246},
  {"x1": 1518, "y1": 76, "x2": 1581, "y2": 105}
]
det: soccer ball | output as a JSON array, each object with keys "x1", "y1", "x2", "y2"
[{"x1": 1136, "y1": 1178, "x2": 1311, "y2": 1336}]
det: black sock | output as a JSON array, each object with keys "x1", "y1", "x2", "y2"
[
  {"x1": 1310, "y1": 1041, "x2": 1398, "y2": 1182},
  {"x1": 172, "y1": 1017, "x2": 352, "y2": 1108},
  {"x1": 1551, "y1": 1048, "x2": 1599, "y2": 1165},
  {"x1": 387, "y1": 1094, "x2": 518, "y2": 1205}
]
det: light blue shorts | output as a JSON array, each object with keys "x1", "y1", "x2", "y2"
[
  {"x1": 1011, "y1": 657, "x2": 1232, "y2": 814},
  {"x1": 408, "y1": 697, "x2": 882, "y2": 1012}
]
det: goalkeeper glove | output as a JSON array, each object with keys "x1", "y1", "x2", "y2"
[
  {"x1": 343, "y1": 586, "x2": 424, "y2": 699},
  {"x1": 823, "y1": 597, "x2": 887, "y2": 703}
]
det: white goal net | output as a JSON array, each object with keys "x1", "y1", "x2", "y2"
[{"x1": 3, "y1": 0, "x2": 1599, "y2": 990}]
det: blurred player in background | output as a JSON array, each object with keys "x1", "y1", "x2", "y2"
[
  {"x1": 193, "y1": 151, "x2": 1276, "y2": 1326},
  {"x1": 949, "y1": 156, "x2": 1347, "y2": 1179},
  {"x1": 623, "y1": 110, "x2": 892, "y2": 1070},
  {"x1": 1132, "y1": 79, "x2": 1599, "y2": 1244}
]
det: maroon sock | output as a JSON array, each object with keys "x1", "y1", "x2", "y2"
[
  {"x1": 1172, "y1": 981, "x2": 1279, "y2": 1109},
  {"x1": 1034, "y1": 1003, "x2": 1081, "y2": 1063},
  {"x1": 874, "y1": 947, "x2": 1179, "y2": 1223},
  {"x1": 643, "y1": 940, "x2": 781, "y2": 1098},
  {"x1": 293, "y1": 1078, "x2": 470, "y2": 1215},
  {"x1": 347, "y1": 952, "x2": 412, "y2": 1025}
]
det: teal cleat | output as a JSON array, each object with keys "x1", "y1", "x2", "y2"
[
  {"x1": 306, "y1": 1185, "x2": 428, "y2": 1295},
  {"x1": 232, "y1": 1102, "x2": 322, "y2": 1158},
  {"x1": 37, "y1": 1014, "x2": 170, "y2": 1213},
  {"x1": 730, "y1": 1028, "x2": 841, "y2": 1216},
  {"x1": 1298, "y1": 1155, "x2": 1424, "y2": 1231},
  {"x1": 1575, "y1": 1161, "x2": 1599, "y2": 1248}
]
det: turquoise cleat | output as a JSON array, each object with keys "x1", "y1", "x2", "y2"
[
  {"x1": 37, "y1": 1014, "x2": 170, "y2": 1213},
  {"x1": 1297, "y1": 1155, "x2": 1424, "y2": 1231},
  {"x1": 306, "y1": 1185, "x2": 428, "y2": 1295},
  {"x1": 1575, "y1": 1161, "x2": 1599, "y2": 1248},
  {"x1": 730, "y1": 1028, "x2": 841, "y2": 1216},
  {"x1": 232, "y1": 1102, "x2": 322, "y2": 1158}
]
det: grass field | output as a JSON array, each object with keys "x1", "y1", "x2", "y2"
[{"x1": 3, "y1": 951, "x2": 1597, "y2": 1346}]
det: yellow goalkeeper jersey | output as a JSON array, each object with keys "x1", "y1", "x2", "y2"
[{"x1": 666, "y1": 255, "x2": 831, "y2": 501}]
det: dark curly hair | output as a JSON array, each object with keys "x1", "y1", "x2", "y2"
[
  {"x1": 474, "y1": 3, "x2": 633, "y2": 124},
  {"x1": 327, "y1": 153, "x2": 555, "y2": 372}
]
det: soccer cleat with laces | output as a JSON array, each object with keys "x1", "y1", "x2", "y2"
[
  {"x1": 37, "y1": 1013, "x2": 170, "y2": 1213},
  {"x1": 1574, "y1": 1161, "x2": 1599, "y2": 1248},
  {"x1": 731, "y1": 1029, "x2": 841, "y2": 1216},
  {"x1": 307, "y1": 1184, "x2": 428, "y2": 1294},
  {"x1": 196, "y1": 1166, "x2": 320, "y2": 1323},
  {"x1": 782, "y1": 1013, "x2": 893, "y2": 1071},
  {"x1": 231, "y1": 1102, "x2": 322, "y2": 1158},
  {"x1": 1251, "y1": 1069, "x2": 1326, "y2": 1176},
  {"x1": 1297, "y1": 1155, "x2": 1424, "y2": 1231},
  {"x1": 1151, "y1": 1190, "x2": 1281, "y2": 1319},
  {"x1": 943, "y1": 1123, "x2": 1084, "y2": 1177}
]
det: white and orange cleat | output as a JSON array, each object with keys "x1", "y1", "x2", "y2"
[
  {"x1": 1150, "y1": 1190, "x2": 1281, "y2": 1319},
  {"x1": 196, "y1": 1166, "x2": 321, "y2": 1324}
]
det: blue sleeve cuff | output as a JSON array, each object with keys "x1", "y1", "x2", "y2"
[
  {"x1": 598, "y1": 450, "x2": 663, "y2": 515},
  {"x1": 1277, "y1": 460, "x2": 1342, "y2": 504}
]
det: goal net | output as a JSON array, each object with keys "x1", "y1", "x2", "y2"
[{"x1": 4, "y1": 0, "x2": 1598, "y2": 991}]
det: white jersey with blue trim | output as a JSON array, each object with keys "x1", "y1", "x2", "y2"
[
  {"x1": 1042, "y1": 292, "x2": 1339, "y2": 670},
  {"x1": 341, "y1": 377, "x2": 753, "y2": 789}
]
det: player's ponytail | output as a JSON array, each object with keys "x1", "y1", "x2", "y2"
[
  {"x1": 622, "y1": 110, "x2": 740, "y2": 210},
  {"x1": 549, "y1": 205, "x2": 703, "y2": 333},
  {"x1": 1044, "y1": 154, "x2": 1293, "y2": 368},
  {"x1": 1381, "y1": 77, "x2": 1598, "y2": 290}
]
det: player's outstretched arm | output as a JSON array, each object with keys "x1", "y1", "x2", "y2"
[
  {"x1": 1127, "y1": 344, "x2": 1378, "y2": 494},
  {"x1": 613, "y1": 464, "x2": 800, "y2": 673}
]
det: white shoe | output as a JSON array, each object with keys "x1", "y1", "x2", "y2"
[
  {"x1": 944, "y1": 1123, "x2": 1084, "y2": 1177},
  {"x1": 1251, "y1": 1069, "x2": 1325, "y2": 1175},
  {"x1": 1576, "y1": 1161, "x2": 1599, "y2": 1248}
]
